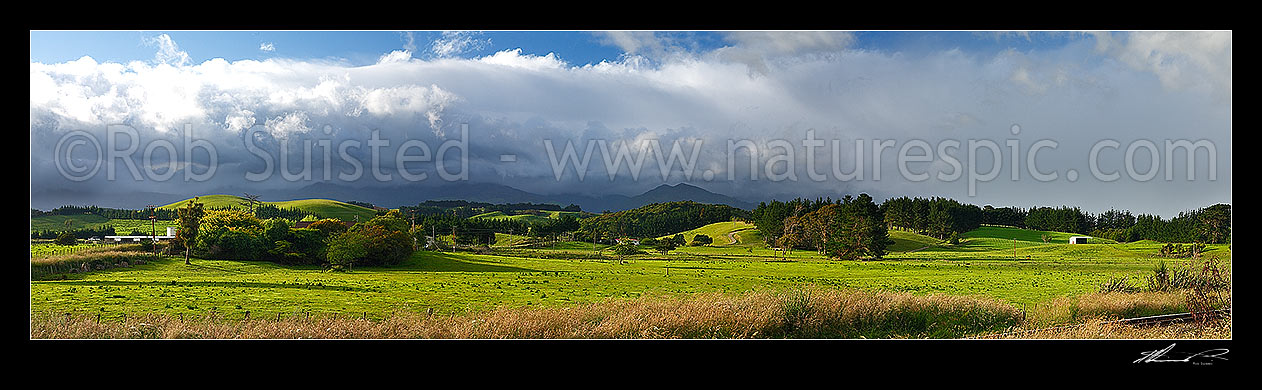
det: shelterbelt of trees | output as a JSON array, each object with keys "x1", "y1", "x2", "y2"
[
  {"x1": 400, "y1": 200, "x2": 581, "y2": 219},
  {"x1": 33, "y1": 203, "x2": 315, "y2": 225},
  {"x1": 978, "y1": 203, "x2": 1230, "y2": 244},
  {"x1": 753, "y1": 195, "x2": 1232, "y2": 259},
  {"x1": 576, "y1": 201, "x2": 749, "y2": 241}
]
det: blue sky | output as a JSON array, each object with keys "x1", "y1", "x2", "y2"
[{"x1": 30, "y1": 31, "x2": 1085, "y2": 66}]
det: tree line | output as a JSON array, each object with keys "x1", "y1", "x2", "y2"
[
  {"x1": 33, "y1": 203, "x2": 317, "y2": 223},
  {"x1": 33, "y1": 205, "x2": 177, "y2": 220},
  {"x1": 400, "y1": 200, "x2": 581, "y2": 219},
  {"x1": 880, "y1": 197, "x2": 982, "y2": 240},
  {"x1": 977, "y1": 204, "x2": 1230, "y2": 244},
  {"x1": 752, "y1": 195, "x2": 1231, "y2": 260},
  {"x1": 410, "y1": 213, "x2": 582, "y2": 245},
  {"x1": 578, "y1": 201, "x2": 748, "y2": 241},
  {"x1": 32, "y1": 226, "x2": 117, "y2": 240}
]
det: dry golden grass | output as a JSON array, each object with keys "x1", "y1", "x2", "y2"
[
  {"x1": 1023, "y1": 291, "x2": 1189, "y2": 328},
  {"x1": 30, "y1": 288, "x2": 1023, "y2": 339},
  {"x1": 986, "y1": 316, "x2": 1231, "y2": 339}
]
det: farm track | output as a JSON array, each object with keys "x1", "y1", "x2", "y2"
[
  {"x1": 972, "y1": 308, "x2": 1232, "y2": 339},
  {"x1": 724, "y1": 228, "x2": 755, "y2": 245}
]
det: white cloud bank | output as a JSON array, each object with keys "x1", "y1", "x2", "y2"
[{"x1": 30, "y1": 32, "x2": 1231, "y2": 216}]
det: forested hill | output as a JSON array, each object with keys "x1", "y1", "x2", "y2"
[{"x1": 578, "y1": 201, "x2": 750, "y2": 239}]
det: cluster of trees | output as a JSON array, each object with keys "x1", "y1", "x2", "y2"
[
  {"x1": 33, "y1": 202, "x2": 316, "y2": 227},
  {"x1": 881, "y1": 197, "x2": 982, "y2": 239},
  {"x1": 172, "y1": 199, "x2": 415, "y2": 270},
  {"x1": 32, "y1": 205, "x2": 178, "y2": 220},
  {"x1": 400, "y1": 200, "x2": 581, "y2": 219},
  {"x1": 407, "y1": 212, "x2": 582, "y2": 247},
  {"x1": 752, "y1": 192, "x2": 1232, "y2": 259},
  {"x1": 691, "y1": 234, "x2": 713, "y2": 246},
  {"x1": 751, "y1": 198, "x2": 834, "y2": 246},
  {"x1": 211, "y1": 203, "x2": 317, "y2": 221},
  {"x1": 578, "y1": 201, "x2": 748, "y2": 240},
  {"x1": 1024, "y1": 206, "x2": 1093, "y2": 235},
  {"x1": 325, "y1": 212, "x2": 414, "y2": 269},
  {"x1": 981, "y1": 204, "x2": 1231, "y2": 244},
  {"x1": 981, "y1": 206, "x2": 1028, "y2": 228},
  {"x1": 753, "y1": 194, "x2": 889, "y2": 259},
  {"x1": 1129, "y1": 204, "x2": 1230, "y2": 244},
  {"x1": 32, "y1": 226, "x2": 117, "y2": 240},
  {"x1": 640, "y1": 234, "x2": 686, "y2": 253},
  {"x1": 415, "y1": 214, "x2": 519, "y2": 245}
]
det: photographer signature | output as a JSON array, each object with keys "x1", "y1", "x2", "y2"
[{"x1": 1134, "y1": 343, "x2": 1229, "y2": 364}]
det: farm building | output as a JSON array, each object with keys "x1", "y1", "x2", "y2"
[
  {"x1": 105, "y1": 227, "x2": 177, "y2": 242},
  {"x1": 1069, "y1": 236, "x2": 1092, "y2": 244},
  {"x1": 616, "y1": 238, "x2": 641, "y2": 246}
]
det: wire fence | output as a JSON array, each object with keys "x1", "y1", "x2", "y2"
[
  {"x1": 29, "y1": 240, "x2": 133, "y2": 259},
  {"x1": 972, "y1": 307, "x2": 1232, "y2": 339}
]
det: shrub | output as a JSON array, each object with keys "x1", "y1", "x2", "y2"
[
  {"x1": 307, "y1": 219, "x2": 349, "y2": 237},
  {"x1": 691, "y1": 234, "x2": 713, "y2": 246},
  {"x1": 326, "y1": 231, "x2": 367, "y2": 271},
  {"x1": 214, "y1": 230, "x2": 264, "y2": 260},
  {"x1": 54, "y1": 231, "x2": 77, "y2": 246},
  {"x1": 1097, "y1": 277, "x2": 1139, "y2": 293},
  {"x1": 324, "y1": 213, "x2": 414, "y2": 267},
  {"x1": 609, "y1": 243, "x2": 641, "y2": 256},
  {"x1": 262, "y1": 218, "x2": 294, "y2": 245},
  {"x1": 653, "y1": 238, "x2": 677, "y2": 253},
  {"x1": 194, "y1": 209, "x2": 264, "y2": 260}
]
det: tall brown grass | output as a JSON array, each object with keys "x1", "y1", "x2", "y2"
[
  {"x1": 989, "y1": 316, "x2": 1231, "y2": 339},
  {"x1": 31, "y1": 245, "x2": 161, "y2": 280},
  {"x1": 1022, "y1": 292, "x2": 1188, "y2": 328},
  {"x1": 30, "y1": 288, "x2": 1023, "y2": 339}
]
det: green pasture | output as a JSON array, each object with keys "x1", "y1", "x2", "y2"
[
  {"x1": 31, "y1": 215, "x2": 179, "y2": 234},
  {"x1": 30, "y1": 222, "x2": 1230, "y2": 322}
]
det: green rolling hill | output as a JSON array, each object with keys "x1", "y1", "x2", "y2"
[
  {"x1": 656, "y1": 221, "x2": 759, "y2": 246},
  {"x1": 160, "y1": 195, "x2": 377, "y2": 221},
  {"x1": 471, "y1": 210, "x2": 588, "y2": 225},
  {"x1": 887, "y1": 230, "x2": 941, "y2": 252}
]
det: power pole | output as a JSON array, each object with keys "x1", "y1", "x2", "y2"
[{"x1": 147, "y1": 204, "x2": 157, "y2": 255}]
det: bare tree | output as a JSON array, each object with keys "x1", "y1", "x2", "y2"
[{"x1": 240, "y1": 193, "x2": 262, "y2": 216}]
